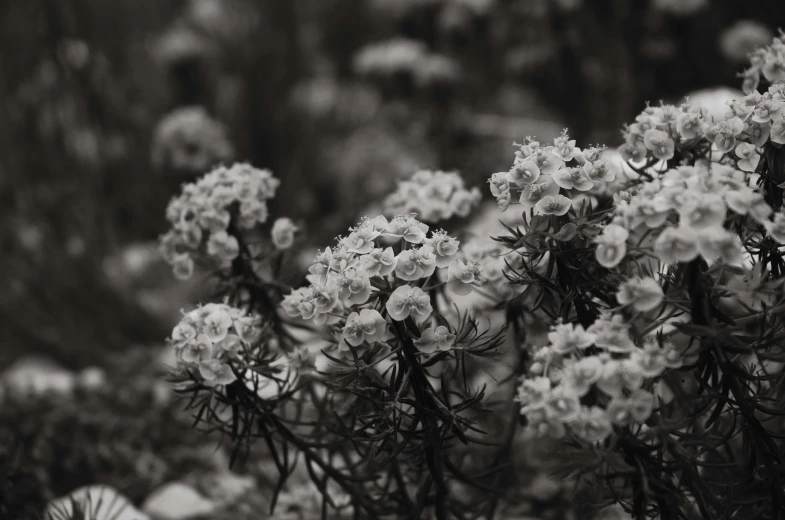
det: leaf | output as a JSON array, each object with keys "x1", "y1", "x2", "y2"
[{"x1": 553, "y1": 223, "x2": 578, "y2": 241}]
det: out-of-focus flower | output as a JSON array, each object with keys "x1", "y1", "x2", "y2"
[
  {"x1": 720, "y1": 21, "x2": 774, "y2": 64},
  {"x1": 271, "y1": 218, "x2": 299, "y2": 250},
  {"x1": 652, "y1": 0, "x2": 707, "y2": 17},
  {"x1": 152, "y1": 106, "x2": 234, "y2": 173},
  {"x1": 547, "y1": 322, "x2": 596, "y2": 354},
  {"x1": 384, "y1": 170, "x2": 481, "y2": 223},
  {"x1": 616, "y1": 277, "x2": 664, "y2": 312}
]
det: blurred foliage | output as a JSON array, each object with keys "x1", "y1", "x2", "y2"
[{"x1": 0, "y1": 351, "x2": 229, "y2": 517}]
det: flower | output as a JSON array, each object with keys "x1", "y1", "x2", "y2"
[
  {"x1": 160, "y1": 163, "x2": 280, "y2": 278},
  {"x1": 395, "y1": 247, "x2": 437, "y2": 281},
  {"x1": 548, "y1": 322, "x2": 596, "y2": 354},
  {"x1": 697, "y1": 229, "x2": 744, "y2": 265},
  {"x1": 386, "y1": 285, "x2": 432, "y2": 321},
  {"x1": 595, "y1": 224, "x2": 629, "y2": 268},
  {"x1": 553, "y1": 130, "x2": 581, "y2": 161},
  {"x1": 562, "y1": 356, "x2": 604, "y2": 396},
  {"x1": 507, "y1": 159, "x2": 540, "y2": 186},
  {"x1": 414, "y1": 326, "x2": 456, "y2": 353},
  {"x1": 426, "y1": 231, "x2": 460, "y2": 268},
  {"x1": 643, "y1": 128, "x2": 675, "y2": 160},
  {"x1": 654, "y1": 227, "x2": 699, "y2": 264},
  {"x1": 151, "y1": 106, "x2": 234, "y2": 172},
  {"x1": 342, "y1": 309, "x2": 388, "y2": 346},
  {"x1": 616, "y1": 277, "x2": 664, "y2": 312},
  {"x1": 606, "y1": 389, "x2": 655, "y2": 426},
  {"x1": 519, "y1": 175, "x2": 561, "y2": 211},
  {"x1": 570, "y1": 406, "x2": 612, "y2": 443},
  {"x1": 553, "y1": 167, "x2": 594, "y2": 191},
  {"x1": 516, "y1": 376, "x2": 552, "y2": 410},
  {"x1": 203, "y1": 309, "x2": 233, "y2": 342},
  {"x1": 447, "y1": 259, "x2": 482, "y2": 295},
  {"x1": 181, "y1": 334, "x2": 214, "y2": 363},
  {"x1": 361, "y1": 247, "x2": 397, "y2": 276},
  {"x1": 546, "y1": 386, "x2": 581, "y2": 422},
  {"x1": 677, "y1": 195, "x2": 727, "y2": 229},
  {"x1": 735, "y1": 142, "x2": 761, "y2": 172},
  {"x1": 198, "y1": 359, "x2": 237, "y2": 386},
  {"x1": 384, "y1": 215, "x2": 429, "y2": 243},
  {"x1": 534, "y1": 194, "x2": 572, "y2": 216},
  {"x1": 587, "y1": 314, "x2": 636, "y2": 353},
  {"x1": 383, "y1": 171, "x2": 481, "y2": 223},
  {"x1": 271, "y1": 217, "x2": 299, "y2": 250},
  {"x1": 596, "y1": 359, "x2": 644, "y2": 396},
  {"x1": 631, "y1": 340, "x2": 668, "y2": 377}
]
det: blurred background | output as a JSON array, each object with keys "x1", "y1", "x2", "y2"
[{"x1": 2, "y1": 1, "x2": 785, "y2": 516}]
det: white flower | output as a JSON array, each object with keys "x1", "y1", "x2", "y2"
[
  {"x1": 271, "y1": 217, "x2": 299, "y2": 250},
  {"x1": 386, "y1": 285, "x2": 432, "y2": 321},
  {"x1": 414, "y1": 326, "x2": 456, "y2": 353},
  {"x1": 203, "y1": 309, "x2": 233, "y2": 343},
  {"x1": 553, "y1": 167, "x2": 594, "y2": 191},
  {"x1": 616, "y1": 276, "x2": 664, "y2": 312},
  {"x1": 595, "y1": 224, "x2": 629, "y2": 268},
  {"x1": 198, "y1": 359, "x2": 237, "y2": 386},
  {"x1": 342, "y1": 309, "x2": 388, "y2": 346},
  {"x1": 654, "y1": 227, "x2": 700, "y2": 265},
  {"x1": 361, "y1": 247, "x2": 397, "y2": 276},
  {"x1": 534, "y1": 194, "x2": 572, "y2": 216},
  {"x1": 447, "y1": 259, "x2": 482, "y2": 295},
  {"x1": 587, "y1": 314, "x2": 636, "y2": 353},
  {"x1": 395, "y1": 247, "x2": 437, "y2": 281},
  {"x1": 547, "y1": 322, "x2": 596, "y2": 354},
  {"x1": 427, "y1": 231, "x2": 460, "y2": 268}
]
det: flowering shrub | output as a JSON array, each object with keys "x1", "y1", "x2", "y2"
[
  {"x1": 487, "y1": 38, "x2": 785, "y2": 518},
  {"x1": 383, "y1": 170, "x2": 482, "y2": 223},
  {"x1": 153, "y1": 28, "x2": 785, "y2": 520}
]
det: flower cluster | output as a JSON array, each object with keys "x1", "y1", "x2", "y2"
[
  {"x1": 282, "y1": 214, "x2": 477, "y2": 350},
  {"x1": 518, "y1": 313, "x2": 683, "y2": 442},
  {"x1": 159, "y1": 163, "x2": 280, "y2": 279},
  {"x1": 383, "y1": 170, "x2": 482, "y2": 223},
  {"x1": 489, "y1": 130, "x2": 620, "y2": 213},
  {"x1": 619, "y1": 82, "x2": 785, "y2": 167},
  {"x1": 169, "y1": 302, "x2": 264, "y2": 386},
  {"x1": 598, "y1": 160, "x2": 782, "y2": 269},
  {"x1": 353, "y1": 38, "x2": 460, "y2": 88},
  {"x1": 741, "y1": 31, "x2": 785, "y2": 93},
  {"x1": 151, "y1": 106, "x2": 234, "y2": 173},
  {"x1": 169, "y1": 302, "x2": 298, "y2": 399}
]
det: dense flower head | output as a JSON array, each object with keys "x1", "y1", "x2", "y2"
[
  {"x1": 281, "y1": 215, "x2": 504, "y2": 356},
  {"x1": 353, "y1": 38, "x2": 460, "y2": 88},
  {"x1": 169, "y1": 302, "x2": 273, "y2": 388},
  {"x1": 383, "y1": 169, "x2": 482, "y2": 223},
  {"x1": 517, "y1": 313, "x2": 684, "y2": 444},
  {"x1": 489, "y1": 132, "x2": 621, "y2": 214},
  {"x1": 151, "y1": 106, "x2": 234, "y2": 172},
  {"x1": 741, "y1": 31, "x2": 785, "y2": 93},
  {"x1": 600, "y1": 158, "x2": 777, "y2": 268},
  {"x1": 159, "y1": 163, "x2": 280, "y2": 279}
]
